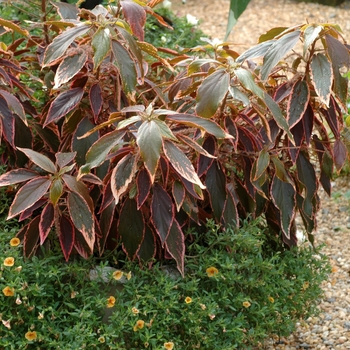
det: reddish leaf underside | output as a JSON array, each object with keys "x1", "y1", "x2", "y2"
[
  {"x1": 333, "y1": 138, "x2": 348, "y2": 172},
  {"x1": 136, "y1": 168, "x2": 151, "y2": 209},
  {"x1": 39, "y1": 202, "x2": 54, "y2": 245},
  {"x1": 89, "y1": 84, "x2": 103, "y2": 121},
  {"x1": 137, "y1": 224, "x2": 156, "y2": 262},
  {"x1": 120, "y1": 0, "x2": 146, "y2": 41},
  {"x1": 59, "y1": 214, "x2": 75, "y2": 261}
]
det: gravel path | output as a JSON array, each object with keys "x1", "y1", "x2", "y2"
[{"x1": 170, "y1": 1, "x2": 350, "y2": 348}]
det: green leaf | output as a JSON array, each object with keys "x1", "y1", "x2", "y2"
[
  {"x1": 163, "y1": 140, "x2": 205, "y2": 189},
  {"x1": 111, "y1": 40, "x2": 137, "y2": 94},
  {"x1": 67, "y1": 191, "x2": 95, "y2": 253},
  {"x1": 196, "y1": 69, "x2": 230, "y2": 118},
  {"x1": 0, "y1": 169, "x2": 38, "y2": 186},
  {"x1": 17, "y1": 147, "x2": 57, "y2": 174},
  {"x1": 271, "y1": 175, "x2": 296, "y2": 240},
  {"x1": 8, "y1": 177, "x2": 51, "y2": 219},
  {"x1": 43, "y1": 24, "x2": 91, "y2": 66},
  {"x1": 154, "y1": 119, "x2": 177, "y2": 140},
  {"x1": 117, "y1": 115, "x2": 142, "y2": 130},
  {"x1": 118, "y1": 198, "x2": 145, "y2": 260},
  {"x1": 79, "y1": 129, "x2": 125, "y2": 176},
  {"x1": 224, "y1": 0, "x2": 250, "y2": 41},
  {"x1": 166, "y1": 113, "x2": 232, "y2": 139},
  {"x1": 287, "y1": 79, "x2": 309, "y2": 128},
  {"x1": 111, "y1": 153, "x2": 138, "y2": 205},
  {"x1": 303, "y1": 25, "x2": 322, "y2": 56},
  {"x1": 177, "y1": 134, "x2": 216, "y2": 159},
  {"x1": 187, "y1": 58, "x2": 221, "y2": 75},
  {"x1": 54, "y1": 49, "x2": 87, "y2": 89},
  {"x1": 136, "y1": 120, "x2": 162, "y2": 182},
  {"x1": 91, "y1": 27, "x2": 111, "y2": 71},
  {"x1": 50, "y1": 179, "x2": 63, "y2": 206},
  {"x1": 258, "y1": 27, "x2": 287, "y2": 43},
  {"x1": 261, "y1": 30, "x2": 301, "y2": 81},
  {"x1": 310, "y1": 53, "x2": 332, "y2": 107},
  {"x1": 234, "y1": 68, "x2": 264, "y2": 99},
  {"x1": 165, "y1": 220, "x2": 185, "y2": 277},
  {"x1": 228, "y1": 86, "x2": 250, "y2": 106},
  {"x1": 252, "y1": 149, "x2": 270, "y2": 181}
]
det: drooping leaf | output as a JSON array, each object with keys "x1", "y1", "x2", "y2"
[
  {"x1": 172, "y1": 180, "x2": 185, "y2": 212},
  {"x1": 44, "y1": 87, "x2": 84, "y2": 127},
  {"x1": 325, "y1": 34, "x2": 349, "y2": 107},
  {"x1": 271, "y1": 175, "x2": 296, "y2": 240},
  {"x1": 261, "y1": 30, "x2": 301, "y2": 81},
  {"x1": 137, "y1": 224, "x2": 156, "y2": 262},
  {"x1": 196, "y1": 69, "x2": 230, "y2": 118},
  {"x1": 98, "y1": 200, "x2": 115, "y2": 256},
  {"x1": 287, "y1": 79, "x2": 309, "y2": 128},
  {"x1": 67, "y1": 191, "x2": 95, "y2": 253},
  {"x1": 111, "y1": 40, "x2": 137, "y2": 94},
  {"x1": 320, "y1": 96, "x2": 340, "y2": 139},
  {"x1": 166, "y1": 114, "x2": 231, "y2": 139},
  {"x1": 19, "y1": 199, "x2": 47, "y2": 222},
  {"x1": 136, "y1": 120, "x2": 162, "y2": 182},
  {"x1": 120, "y1": 0, "x2": 146, "y2": 41},
  {"x1": 333, "y1": 138, "x2": 347, "y2": 172},
  {"x1": 136, "y1": 168, "x2": 151, "y2": 209},
  {"x1": 163, "y1": 140, "x2": 205, "y2": 189},
  {"x1": 17, "y1": 147, "x2": 56, "y2": 174},
  {"x1": 23, "y1": 216, "x2": 40, "y2": 258},
  {"x1": 310, "y1": 53, "x2": 332, "y2": 107},
  {"x1": 197, "y1": 135, "x2": 216, "y2": 177},
  {"x1": 74, "y1": 230, "x2": 92, "y2": 259},
  {"x1": 43, "y1": 24, "x2": 91, "y2": 66},
  {"x1": 205, "y1": 161, "x2": 227, "y2": 222},
  {"x1": 111, "y1": 153, "x2": 138, "y2": 205},
  {"x1": 0, "y1": 97, "x2": 15, "y2": 147},
  {"x1": 0, "y1": 90, "x2": 26, "y2": 124},
  {"x1": 0, "y1": 169, "x2": 38, "y2": 186},
  {"x1": 151, "y1": 183, "x2": 174, "y2": 245},
  {"x1": 303, "y1": 25, "x2": 322, "y2": 56},
  {"x1": 0, "y1": 18, "x2": 29, "y2": 37},
  {"x1": 118, "y1": 198, "x2": 145, "y2": 260},
  {"x1": 222, "y1": 188, "x2": 238, "y2": 228},
  {"x1": 252, "y1": 149, "x2": 270, "y2": 181},
  {"x1": 8, "y1": 177, "x2": 51, "y2": 219},
  {"x1": 72, "y1": 117, "x2": 99, "y2": 166},
  {"x1": 59, "y1": 214, "x2": 75, "y2": 261},
  {"x1": 79, "y1": 129, "x2": 125, "y2": 175},
  {"x1": 54, "y1": 49, "x2": 87, "y2": 89},
  {"x1": 89, "y1": 84, "x2": 103, "y2": 122},
  {"x1": 92, "y1": 27, "x2": 111, "y2": 71},
  {"x1": 39, "y1": 202, "x2": 54, "y2": 245},
  {"x1": 165, "y1": 220, "x2": 185, "y2": 277}
]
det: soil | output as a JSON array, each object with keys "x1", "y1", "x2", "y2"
[{"x1": 169, "y1": 1, "x2": 350, "y2": 348}]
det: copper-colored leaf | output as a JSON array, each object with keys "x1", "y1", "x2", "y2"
[{"x1": 39, "y1": 203, "x2": 54, "y2": 245}]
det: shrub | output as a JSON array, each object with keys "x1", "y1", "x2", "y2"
[
  {"x1": 0, "y1": 219, "x2": 330, "y2": 349},
  {"x1": 0, "y1": 0, "x2": 348, "y2": 275}
]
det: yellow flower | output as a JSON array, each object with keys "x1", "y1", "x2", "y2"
[
  {"x1": 132, "y1": 307, "x2": 140, "y2": 314},
  {"x1": 10, "y1": 237, "x2": 20, "y2": 247},
  {"x1": 126, "y1": 271, "x2": 132, "y2": 280},
  {"x1": 106, "y1": 296, "x2": 116, "y2": 308},
  {"x1": 302, "y1": 281, "x2": 310, "y2": 290},
  {"x1": 2, "y1": 286, "x2": 15, "y2": 297},
  {"x1": 112, "y1": 270, "x2": 123, "y2": 280},
  {"x1": 268, "y1": 296, "x2": 274, "y2": 303},
  {"x1": 185, "y1": 296, "x2": 192, "y2": 304},
  {"x1": 164, "y1": 342, "x2": 175, "y2": 350},
  {"x1": 133, "y1": 319, "x2": 145, "y2": 331},
  {"x1": 242, "y1": 301, "x2": 251, "y2": 308},
  {"x1": 98, "y1": 336, "x2": 105, "y2": 343},
  {"x1": 25, "y1": 331, "x2": 37, "y2": 341},
  {"x1": 3, "y1": 257, "x2": 14, "y2": 267},
  {"x1": 206, "y1": 266, "x2": 219, "y2": 277}
]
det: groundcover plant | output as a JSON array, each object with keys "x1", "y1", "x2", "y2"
[{"x1": 0, "y1": 0, "x2": 348, "y2": 275}]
